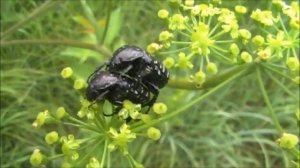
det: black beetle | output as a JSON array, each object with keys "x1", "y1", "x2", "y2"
[
  {"x1": 88, "y1": 45, "x2": 169, "y2": 106},
  {"x1": 86, "y1": 71, "x2": 153, "y2": 116}
]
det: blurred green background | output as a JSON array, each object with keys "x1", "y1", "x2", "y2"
[{"x1": 1, "y1": 0, "x2": 298, "y2": 167}]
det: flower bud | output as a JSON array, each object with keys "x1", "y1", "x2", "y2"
[
  {"x1": 229, "y1": 43, "x2": 240, "y2": 57},
  {"x1": 239, "y1": 29, "x2": 252, "y2": 40},
  {"x1": 45, "y1": 131, "x2": 59, "y2": 145},
  {"x1": 147, "y1": 127, "x2": 161, "y2": 140},
  {"x1": 147, "y1": 43, "x2": 161, "y2": 54},
  {"x1": 86, "y1": 157, "x2": 100, "y2": 168},
  {"x1": 194, "y1": 70, "x2": 206, "y2": 86},
  {"x1": 159, "y1": 31, "x2": 173, "y2": 42},
  {"x1": 185, "y1": 0, "x2": 194, "y2": 6},
  {"x1": 30, "y1": 149, "x2": 43, "y2": 166},
  {"x1": 74, "y1": 79, "x2": 86, "y2": 90},
  {"x1": 257, "y1": 48, "x2": 271, "y2": 61},
  {"x1": 153, "y1": 102, "x2": 167, "y2": 114},
  {"x1": 252, "y1": 35, "x2": 265, "y2": 46},
  {"x1": 56, "y1": 107, "x2": 66, "y2": 119},
  {"x1": 241, "y1": 51, "x2": 253, "y2": 63},
  {"x1": 61, "y1": 67, "x2": 73, "y2": 79},
  {"x1": 286, "y1": 57, "x2": 299, "y2": 71},
  {"x1": 277, "y1": 133, "x2": 299, "y2": 149},
  {"x1": 163, "y1": 57, "x2": 175, "y2": 69},
  {"x1": 158, "y1": 9, "x2": 169, "y2": 19},
  {"x1": 235, "y1": 5, "x2": 247, "y2": 14},
  {"x1": 206, "y1": 62, "x2": 218, "y2": 75},
  {"x1": 32, "y1": 110, "x2": 49, "y2": 128}
]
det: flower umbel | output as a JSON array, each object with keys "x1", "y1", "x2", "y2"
[{"x1": 108, "y1": 124, "x2": 136, "y2": 154}]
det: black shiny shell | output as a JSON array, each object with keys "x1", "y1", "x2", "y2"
[
  {"x1": 108, "y1": 45, "x2": 169, "y2": 89},
  {"x1": 86, "y1": 71, "x2": 150, "y2": 106}
]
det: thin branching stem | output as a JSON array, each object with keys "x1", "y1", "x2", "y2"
[
  {"x1": 0, "y1": 39, "x2": 112, "y2": 57},
  {"x1": 133, "y1": 65, "x2": 251, "y2": 132},
  {"x1": 256, "y1": 67, "x2": 283, "y2": 134}
]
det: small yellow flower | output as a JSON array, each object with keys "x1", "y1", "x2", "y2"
[
  {"x1": 147, "y1": 127, "x2": 161, "y2": 141},
  {"x1": 176, "y1": 52, "x2": 194, "y2": 69},
  {"x1": 158, "y1": 9, "x2": 169, "y2": 19},
  {"x1": 32, "y1": 110, "x2": 49, "y2": 128},
  {"x1": 61, "y1": 67, "x2": 73, "y2": 79},
  {"x1": 159, "y1": 31, "x2": 173, "y2": 42},
  {"x1": 286, "y1": 57, "x2": 299, "y2": 72},
  {"x1": 252, "y1": 35, "x2": 265, "y2": 46},
  {"x1": 73, "y1": 79, "x2": 86, "y2": 90},
  {"x1": 206, "y1": 62, "x2": 218, "y2": 75},
  {"x1": 168, "y1": 14, "x2": 188, "y2": 30},
  {"x1": 185, "y1": 0, "x2": 194, "y2": 6},
  {"x1": 108, "y1": 124, "x2": 136, "y2": 153},
  {"x1": 251, "y1": 9, "x2": 277, "y2": 26},
  {"x1": 229, "y1": 43, "x2": 240, "y2": 57},
  {"x1": 193, "y1": 70, "x2": 206, "y2": 87},
  {"x1": 56, "y1": 107, "x2": 67, "y2": 119},
  {"x1": 256, "y1": 48, "x2": 272, "y2": 61},
  {"x1": 235, "y1": 5, "x2": 247, "y2": 14},
  {"x1": 61, "y1": 134, "x2": 80, "y2": 160},
  {"x1": 241, "y1": 52, "x2": 253, "y2": 63},
  {"x1": 147, "y1": 43, "x2": 161, "y2": 54},
  {"x1": 153, "y1": 102, "x2": 167, "y2": 114},
  {"x1": 45, "y1": 131, "x2": 59, "y2": 145},
  {"x1": 30, "y1": 149, "x2": 43, "y2": 166},
  {"x1": 86, "y1": 157, "x2": 100, "y2": 168},
  {"x1": 277, "y1": 133, "x2": 299, "y2": 149},
  {"x1": 163, "y1": 57, "x2": 175, "y2": 69}
]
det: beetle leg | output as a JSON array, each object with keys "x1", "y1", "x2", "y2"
[
  {"x1": 87, "y1": 62, "x2": 108, "y2": 82},
  {"x1": 144, "y1": 82, "x2": 160, "y2": 113},
  {"x1": 87, "y1": 90, "x2": 109, "y2": 110}
]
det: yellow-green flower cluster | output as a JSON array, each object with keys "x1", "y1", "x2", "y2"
[
  {"x1": 30, "y1": 149, "x2": 43, "y2": 166},
  {"x1": 282, "y1": 1, "x2": 299, "y2": 29},
  {"x1": 60, "y1": 134, "x2": 80, "y2": 160},
  {"x1": 118, "y1": 100, "x2": 142, "y2": 120},
  {"x1": 168, "y1": 14, "x2": 188, "y2": 30},
  {"x1": 251, "y1": 9, "x2": 277, "y2": 26},
  {"x1": 77, "y1": 99, "x2": 98, "y2": 119},
  {"x1": 176, "y1": 52, "x2": 194, "y2": 69},
  {"x1": 108, "y1": 124, "x2": 136, "y2": 154},
  {"x1": 191, "y1": 22, "x2": 214, "y2": 55},
  {"x1": 32, "y1": 110, "x2": 50, "y2": 128},
  {"x1": 277, "y1": 133, "x2": 299, "y2": 149}
]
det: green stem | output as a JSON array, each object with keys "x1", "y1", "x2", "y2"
[
  {"x1": 167, "y1": 64, "x2": 253, "y2": 90},
  {"x1": 266, "y1": 71, "x2": 298, "y2": 100},
  {"x1": 101, "y1": 1, "x2": 112, "y2": 44},
  {"x1": 133, "y1": 66, "x2": 250, "y2": 132},
  {"x1": 0, "y1": 39, "x2": 112, "y2": 57},
  {"x1": 256, "y1": 67, "x2": 283, "y2": 133},
  {"x1": 0, "y1": 0, "x2": 60, "y2": 40},
  {"x1": 100, "y1": 139, "x2": 108, "y2": 168},
  {"x1": 80, "y1": 0, "x2": 102, "y2": 45}
]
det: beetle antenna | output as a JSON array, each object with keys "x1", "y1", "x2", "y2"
[{"x1": 87, "y1": 62, "x2": 108, "y2": 82}]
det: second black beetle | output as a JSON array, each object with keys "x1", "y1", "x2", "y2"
[{"x1": 88, "y1": 45, "x2": 169, "y2": 106}]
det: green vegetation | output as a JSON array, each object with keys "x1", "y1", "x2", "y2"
[{"x1": 1, "y1": 0, "x2": 299, "y2": 167}]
